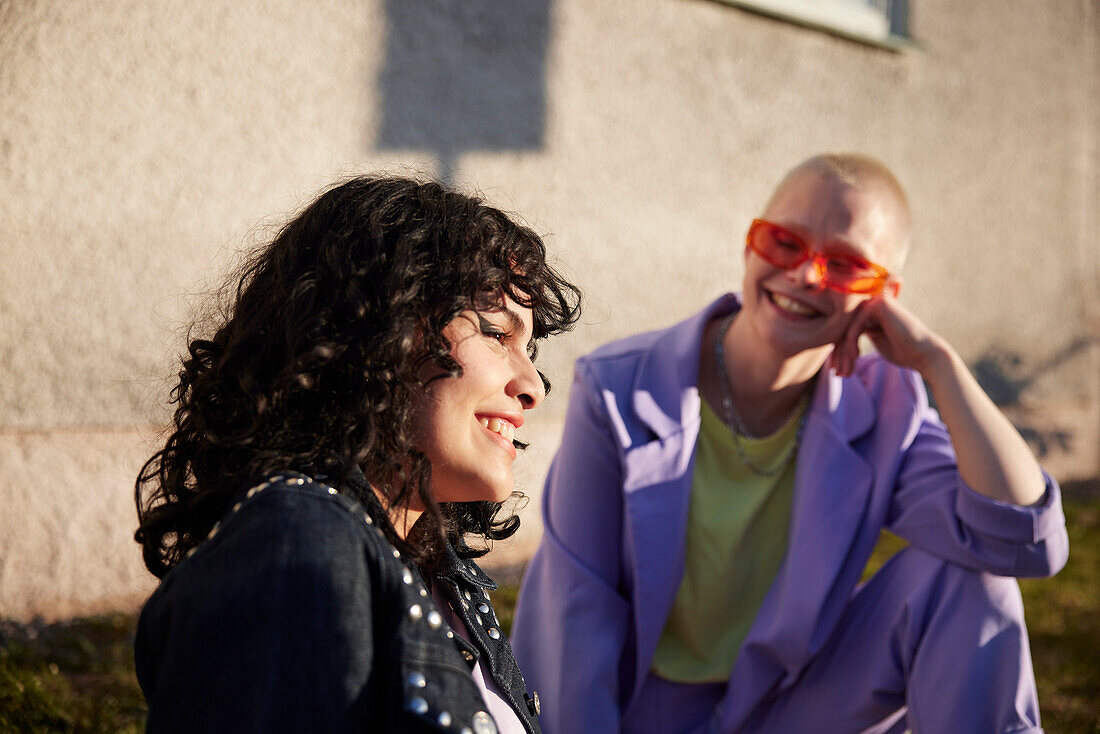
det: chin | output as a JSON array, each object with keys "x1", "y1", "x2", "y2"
[
  {"x1": 759, "y1": 326, "x2": 830, "y2": 360},
  {"x1": 484, "y1": 482, "x2": 516, "y2": 504},
  {"x1": 438, "y1": 475, "x2": 514, "y2": 505}
]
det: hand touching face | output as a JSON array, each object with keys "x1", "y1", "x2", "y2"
[{"x1": 829, "y1": 295, "x2": 945, "y2": 378}]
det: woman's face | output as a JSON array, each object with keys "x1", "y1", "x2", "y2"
[
  {"x1": 410, "y1": 293, "x2": 545, "y2": 504},
  {"x1": 740, "y1": 171, "x2": 904, "y2": 360}
]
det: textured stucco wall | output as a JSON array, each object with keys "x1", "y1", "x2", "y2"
[{"x1": 1, "y1": 0, "x2": 1096, "y2": 619}]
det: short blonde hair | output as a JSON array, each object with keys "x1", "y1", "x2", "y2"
[{"x1": 768, "y1": 153, "x2": 912, "y2": 270}]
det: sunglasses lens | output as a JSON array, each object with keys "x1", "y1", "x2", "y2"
[
  {"x1": 820, "y1": 256, "x2": 884, "y2": 293},
  {"x1": 747, "y1": 220, "x2": 890, "y2": 295},
  {"x1": 833, "y1": 276, "x2": 880, "y2": 294},
  {"x1": 750, "y1": 222, "x2": 804, "y2": 267}
]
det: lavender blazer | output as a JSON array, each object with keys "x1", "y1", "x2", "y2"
[{"x1": 511, "y1": 294, "x2": 1068, "y2": 734}]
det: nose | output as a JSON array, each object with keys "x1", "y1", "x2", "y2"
[
  {"x1": 509, "y1": 351, "x2": 546, "y2": 410},
  {"x1": 790, "y1": 255, "x2": 826, "y2": 290}
]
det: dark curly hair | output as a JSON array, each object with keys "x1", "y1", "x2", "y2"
[{"x1": 135, "y1": 176, "x2": 582, "y2": 579}]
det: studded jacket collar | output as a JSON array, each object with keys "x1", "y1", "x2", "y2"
[
  {"x1": 338, "y1": 464, "x2": 543, "y2": 731},
  {"x1": 135, "y1": 472, "x2": 542, "y2": 734}
]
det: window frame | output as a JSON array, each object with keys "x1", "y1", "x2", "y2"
[{"x1": 708, "y1": 0, "x2": 914, "y2": 52}]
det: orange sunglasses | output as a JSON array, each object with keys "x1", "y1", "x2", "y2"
[{"x1": 746, "y1": 219, "x2": 896, "y2": 295}]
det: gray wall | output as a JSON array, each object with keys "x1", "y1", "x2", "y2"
[{"x1": 1, "y1": 0, "x2": 1097, "y2": 620}]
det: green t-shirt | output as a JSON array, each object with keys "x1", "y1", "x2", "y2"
[{"x1": 650, "y1": 399, "x2": 803, "y2": 683}]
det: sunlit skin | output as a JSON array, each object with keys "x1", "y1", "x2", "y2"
[
  {"x1": 389, "y1": 293, "x2": 544, "y2": 536},
  {"x1": 737, "y1": 171, "x2": 904, "y2": 373},
  {"x1": 702, "y1": 166, "x2": 1045, "y2": 506},
  {"x1": 704, "y1": 170, "x2": 905, "y2": 436}
]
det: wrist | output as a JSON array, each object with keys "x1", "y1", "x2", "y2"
[{"x1": 914, "y1": 334, "x2": 957, "y2": 381}]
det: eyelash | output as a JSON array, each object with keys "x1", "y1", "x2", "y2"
[
  {"x1": 476, "y1": 313, "x2": 538, "y2": 358},
  {"x1": 477, "y1": 316, "x2": 510, "y2": 343}
]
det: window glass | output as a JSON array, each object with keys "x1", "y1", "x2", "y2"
[{"x1": 716, "y1": 0, "x2": 909, "y2": 47}]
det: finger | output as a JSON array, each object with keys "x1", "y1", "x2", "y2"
[
  {"x1": 831, "y1": 334, "x2": 851, "y2": 377},
  {"x1": 865, "y1": 299, "x2": 919, "y2": 360},
  {"x1": 832, "y1": 344, "x2": 848, "y2": 376},
  {"x1": 839, "y1": 300, "x2": 879, "y2": 374},
  {"x1": 843, "y1": 301, "x2": 873, "y2": 352},
  {"x1": 833, "y1": 306, "x2": 861, "y2": 376},
  {"x1": 864, "y1": 327, "x2": 889, "y2": 358}
]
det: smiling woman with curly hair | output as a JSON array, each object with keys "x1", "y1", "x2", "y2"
[{"x1": 134, "y1": 175, "x2": 581, "y2": 734}]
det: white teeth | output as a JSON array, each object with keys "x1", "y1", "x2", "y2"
[
  {"x1": 771, "y1": 292, "x2": 817, "y2": 316},
  {"x1": 479, "y1": 417, "x2": 515, "y2": 442}
]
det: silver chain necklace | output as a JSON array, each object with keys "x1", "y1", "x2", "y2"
[{"x1": 713, "y1": 315, "x2": 810, "y2": 477}]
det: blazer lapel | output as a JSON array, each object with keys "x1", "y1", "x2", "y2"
[
  {"x1": 715, "y1": 368, "x2": 877, "y2": 732},
  {"x1": 618, "y1": 296, "x2": 739, "y2": 705}
]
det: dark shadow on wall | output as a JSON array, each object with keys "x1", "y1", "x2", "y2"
[
  {"x1": 376, "y1": 0, "x2": 551, "y2": 184},
  {"x1": 968, "y1": 336, "x2": 1094, "y2": 459}
]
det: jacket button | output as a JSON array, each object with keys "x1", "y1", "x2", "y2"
[
  {"x1": 526, "y1": 691, "x2": 541, "y2": 716},
  {"x1": 477, "y1": 603, "x2": 490, "y2": 614},
  {"x1": 462, "y1": 650, "x2": 475, "y2": 662},
  {"x1": 487, "y1": 627, "x2": 501, "y2": 640},
  {"x1": 408, "y1": 696, "x2": 428, "y2": 715},
  {"x1": 471, "y1": 710, "x2": 497, "y2": 734}
]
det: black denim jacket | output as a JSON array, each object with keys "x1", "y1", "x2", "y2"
[{"x1": 135, "y1": 472, "x2": 542, "y2": 734}]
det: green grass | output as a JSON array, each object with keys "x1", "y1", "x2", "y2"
[
  {"x1": 492, "y1": 583, "x2": 520, "y2": 639},
  {"x1": 0, "y1": 613, "x2": 145, "y2": 733},
  {"x1": 860, "y1": 493, "x2": 1100, "y2": 733},
  {"x1": 3, "y1": 496, "x2": 1097, "y2": 733},
  {"x1": 1020, "y1": 497, "x2": 1100, "y2": 733}
]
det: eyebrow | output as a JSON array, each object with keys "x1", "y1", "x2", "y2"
[
  {"x1": 822, "y1": 240, "x2": 873, "y2": 259},
  {"x1": 782, "y1": 223, "x2": 876, "y2": 261},
  {"x1": 499, "y1": 307, "x2": 536, "y2": 350}
]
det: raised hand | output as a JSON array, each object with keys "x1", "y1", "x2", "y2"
[
  {"x1": 830, "y1": 295, "x2": 946, "y2": 378},
  {"x1": 830, "y1": 293, "x2": 1045, "y2": 506}
]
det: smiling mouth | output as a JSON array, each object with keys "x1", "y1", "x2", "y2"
[
  {"x1": 478, "y1": 416, "x2": 516, "y2": 443},
  {"x1": 767, "y1": 290, "x2": 823, "y2": 318}
]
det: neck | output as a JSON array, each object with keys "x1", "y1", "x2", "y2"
[
  {"x1": 716, "y1": 315, "x2": 826, "y2": 435},
  {"x1": 374, "y1": 485, "x2": 423, "y2": 540}
]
